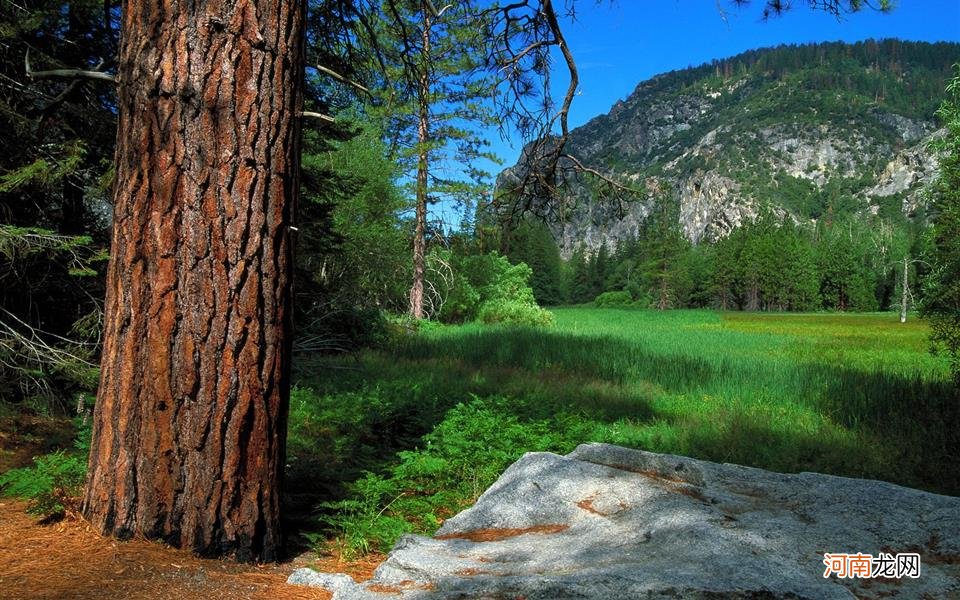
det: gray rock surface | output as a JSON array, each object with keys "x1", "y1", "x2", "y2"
[{"x1": 289, "y1": 444, "x2": 960, "y2": 599}]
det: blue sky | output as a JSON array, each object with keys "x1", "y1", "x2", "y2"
[{"x1": 435, "y1": 0, "x2": 960, "y2": 227}]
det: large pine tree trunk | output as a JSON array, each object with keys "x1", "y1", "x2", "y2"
[{"x1": 82, "y1": 0, "x2": 304, "y2": 562}]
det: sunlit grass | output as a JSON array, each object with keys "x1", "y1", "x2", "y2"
[{"x1": 291, "y1": 308, "x2": 958, "y2": 503}]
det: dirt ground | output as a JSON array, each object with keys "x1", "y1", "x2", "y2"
[
  {"x1": 0, "y1": 414, "x2": 74, "y2": 475},
  {"x1": 0, "y1": 501, "x2": 383, "y2": 600}
]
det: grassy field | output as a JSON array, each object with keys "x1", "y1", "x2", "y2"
[{"x1": 288, "y1": 308, "x2": 958, "y2": 555}]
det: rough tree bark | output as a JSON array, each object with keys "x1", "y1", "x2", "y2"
[
  {"x1": 408, "y1": 5, "x2": 431, "y2": 320},
  {"x1": 82, "y1": 0, "x2": 304, "y2": 562}
]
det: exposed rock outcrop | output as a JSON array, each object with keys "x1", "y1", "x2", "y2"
[
  {"x1": 290, "y1": 444, "x2": 960, "y2": 599},
  {"x1": 864, "y1": 133, "x2": 943, "y2": 215}
]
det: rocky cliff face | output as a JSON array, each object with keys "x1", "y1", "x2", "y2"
[{"x1": 495, "y1": 41, "x2": 958, "y2": 257}]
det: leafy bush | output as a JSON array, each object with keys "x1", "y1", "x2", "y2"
[
  {"x1": 0, "y1": 451, "x2": 86, "y2": 516},
  {"x1": 477, "y1": 299, "x2": 554, "y2": 326},
  {"x1": 428, "y1": 249, "x2": 552, "y2": 326},
  {"x1": 306, "y1": 474, "x2": 414, "y2": 558},
  {"x1": 594, "y1": 290, "x2": 634, "y2": 307}
]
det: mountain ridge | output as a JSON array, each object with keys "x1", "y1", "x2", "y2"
[{"x1": 496, "y1": 39, "x2": 959, "y2": 257}]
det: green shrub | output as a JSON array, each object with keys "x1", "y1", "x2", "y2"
[
  {"x1": 594, "y1": 290, "x2": 634, "y2": 307},
  {"x1": 308, "y1": 474, "x2": 413, "y2": 558},
  {"x1": 477, "y1": 299, "x2": 554, "y2": 326},
  {"x1": 427, "y1": 248, "x2": 551, "y2": 326}
]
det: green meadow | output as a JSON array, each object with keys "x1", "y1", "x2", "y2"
[{"x1": 288, "y1": 308, "x2": 958, "y2": 555}]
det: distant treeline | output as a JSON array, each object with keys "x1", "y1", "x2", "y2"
[
  {"x1": 504, "y1": 206, "x2": 928, "y2": 312},
  {"x1": 649, "y1": 39, "x2": 958, "y2": 120}
]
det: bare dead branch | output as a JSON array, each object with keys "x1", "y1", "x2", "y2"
[
  {"x1": 424, "y1": 0, "x2": 454, "y2": 18},
  {"x1": 313, "y1": 63, "x2": 373, "y2": 96},
  {"x1": 560, "y1": 153, "x2": 646, "y2": 197},
  {"x1": 300, "y1": 110, "x2": 336, "y2": 123},
  {"x1": 25, "y1": 49, "x2": 116, "y2": 83}
]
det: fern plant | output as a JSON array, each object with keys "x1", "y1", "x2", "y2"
[{"x1": 0, "y1": 417, "x2": 90, "y2": 517}]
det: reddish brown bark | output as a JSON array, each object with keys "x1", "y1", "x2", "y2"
[{"x1": 82, "y1": 0, "x2": 304, "y2": 562}]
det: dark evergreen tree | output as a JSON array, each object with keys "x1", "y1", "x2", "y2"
[
  {"x1": 639, "y1": 199, "x2": 689, "y2": 310},
  {"x1": 712, "y1": 229, "x2": 745, "y2": 310},
  {"x1": 681, "y1": 244, "x2": 715, "y2": 308},
  {"x1": 505, "y1": 220, "x2": 565, "y2": 305},
  {"x1": 590, "y1": 244, "x2": 611, "y2": 299},
  {"x1": 816, "y1": 218, "x2": 879, "y2": 311},
  {"x1": 777, "y1": 225, "x2": 820, "y2": 311},
  {"x1": 922, "y1": 69, "x2": 960, "y2": 383},
  {"x1": 568, "y1": 246, "x2": 593, "y2": 304}
]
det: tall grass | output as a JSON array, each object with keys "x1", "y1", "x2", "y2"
[{"x1": 290, "y1": 308, "x2": 958, "y2": 555}]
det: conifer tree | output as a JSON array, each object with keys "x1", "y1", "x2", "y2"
[
  {"x1": 590, "y1": 244, "x2": 611, "y2": 299},
  {"x1": 568, "y1": 246, "x2": 592, "y2": 304},
  {"x1": 922, "y1": 69, "x2": 960, "y2": 383},
  {"x1": 372, "y1": 1, "x2": 497, "y2": 319},
  {"x1": 639, "y1": 199, "x2": 689, "y2": 310},
  {"x1": 506, "y1": 220, "x2": 565, "y2": 305}
]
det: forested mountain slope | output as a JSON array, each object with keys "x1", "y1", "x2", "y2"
[{"x1": 498, "y1": 40, "x2": 959, "y2": 256}]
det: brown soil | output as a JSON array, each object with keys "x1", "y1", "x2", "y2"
[
  {"x1": 0, "y1": 413, "x2": 391, "y2": 600},
  {"x1": 0, "y1": 413, "x2": 75, "y2": 473},
  {"x1": 310, "y1": 551, "x2": 385, "y2": 582},
  {"x1": 0, "y1": 501, "x2": 345, "y2": 600}
]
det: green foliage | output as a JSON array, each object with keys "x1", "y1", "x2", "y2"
[
  {"x1": 815, "y1": 218, "x2": 881, "y2": 311},
  {"x1": 594, "y1": 290, "x2": 634, "y2": 307},
  {"x1": 295, "y1": 120, "x2": 410, "y2": 351},
  {"x1": 294, "y1": 308, "x2": 958, "y2": 556},
  {"x1": 554, "y1": 205, "x2": 905, "y2": 314},
  {"x1": 301, "y1": 122, "x2": 410, "y2": 310},
  {"x1": 567, "y1": 246, "x2": 594, "y2": 304},
  {"x1": 0, "y1": 226, "x2": 105, "y2": 400},
  {"x1": 314, "y1": 397, "x2": 583, "y2": 557},
  {"x1": 0, "y1": 451, "x2": 86, "y2": 516},
  {"x1": 710, "y1": 213, "x2": 822, "y2": 312},
  {"x1": 0, "y1": 3, "x2": 115, "y2": 405},
  {"x1": 0, "y1": 225, "x2": 107, "y2": 278},
  {"x1": 0, "y1": 142, "x2": 86, "y2": 194},
  {"x1": 922, "y1": 67, "x2": 960, "y2": 384},
  {"x1": 477, "y1": 299, "x2": 554, "y2": 326},
  {"x1": 638, "y1": 200, "x2": 692, "y2": 310},
  {"x1": 503, "y1": 220, "x2": 566, "y2": 305},
  {"x1": 429, "y1": 249, "x2": 552, "y2": 326},
  {"x1": 0, "y1": 416, "x2": 90, "y2": 516}
]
